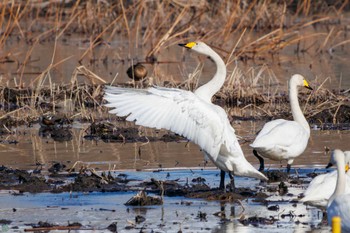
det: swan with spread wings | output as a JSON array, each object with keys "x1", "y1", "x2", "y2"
[{"x1": 104, "y1": 42, "x2": 267, "y2": 189}]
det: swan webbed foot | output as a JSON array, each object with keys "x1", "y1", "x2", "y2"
[{"x1": 253, "y1": 149, "x2": 265, "y2": 171}]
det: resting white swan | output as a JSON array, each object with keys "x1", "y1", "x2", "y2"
[
  {"x1": 250, "y1": 74, "x2": 313, "y2": 172},
  {"x1": 104, "y1": 42, "x2": 267, "y2": 189},
  {"x1": 326, "y1": 149, "x2": 350, "y2": 232},
  {"x1": 301, "y1": 151, "x2": 350, "y2": 207}
]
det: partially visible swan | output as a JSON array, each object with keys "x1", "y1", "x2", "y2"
[
  {"x1": 104, "y1": 42, "x2": 267, "y2": 189},
  {"x1": 250, "y1": 74, "x2": 313, "y2": 172},
  {"x1": 300, "y1": 151, "x2": 350, "y2": 207},
  {"x1": 326, "y1": 149, "x2": 350, "y2": 232}
]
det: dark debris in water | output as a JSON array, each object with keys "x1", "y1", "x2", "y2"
[
  {"x1": 239, "y1": 216, "x2": 277, "y2": 227},
  {"x1": 0, "y1": 166, "x2": 50, "y2": 193},
  {"x1": 84, "y1": 121, "x2": 153, "y2": 143},
  {"x1": 309, "y1": 104, "x2": 350, "y2": 128},
  {"x1": 39, "y1": 115, "x2": 72, "y2": 141},
  {"x1": 185, "y1": 187, "x2": 259, "y2": 201},
  {"x1": 265, "y1": 181, "x2": 289, "y2": 195},
  {"x1": 62, "y1": 169, "x2": 128, "y2": 192},
  {"x1": 84, "y1": 121, "x2": 187, "y2": 144},
  {"x1": 25, "y1": 221, "x2": 83, "y2": 231},
  {"x1": 48, "y1": 162, "x2": 67, "y2": 174},
  {"x1": 264, "y1": 170, "x2": 288, "y2": 182},
  {"x1": 0, "y1": 165, "x2": 271, "y2": 204},
  {"x1": 125, "y1": 190, "x2": 162, "y2": 206},
  {"x1": 0, "y1": 219, "x2": 12, "y2": 225}
]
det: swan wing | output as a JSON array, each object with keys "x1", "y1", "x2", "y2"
[
  {"x1": 104, "y1": 86, "x2": 225, "y2": 160},
  {"x1": 250, "y1": 120, "x2": 307, "y2": 149},
  {"x1": 302, "y1": 167, "x2": 350, "y2": 207},
  {"x1": 206, "y1": 111, "x2": 268, "y2": 181},
  {"x1": 213, "y1": 107, "x2": 243, "y2": 156},
  {"x1": 253, "y1": 119, "x2": 286, "y2": 140},
  {"x1": 301, "y1": 171, "x2": 337, "y2": 206}
]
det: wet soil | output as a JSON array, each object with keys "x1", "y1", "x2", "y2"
[{"x1": 0, "y1": 85, "x2": 349, "y2": 139}]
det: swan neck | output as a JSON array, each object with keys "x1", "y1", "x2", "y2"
[
  {"x1": 194, "y1": 50, "x2": 226, "y2": 102},
  {"x1": 289, "y1": 84, "x2": 310, "y2": 134},
  {"x1": 329, "y1": 159, "x2": 346, "y2": 205}
]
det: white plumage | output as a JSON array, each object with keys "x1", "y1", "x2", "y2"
[
  {"x1": 301, "y1": 151, "x2": 350, "y2": 207},
  {"x1": 326, "y1": 149, "x2": 350, "y2": 232},
  {"x1": 104, "y1": 42, "x2": 267, "y2": 188},
  {"x1": 250, "y1": 74, "x2": 313, "y2": 172}
]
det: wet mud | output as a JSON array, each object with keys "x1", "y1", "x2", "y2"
[{"x1": 0, "y1": 86, "x2": 349, "y2": 139}]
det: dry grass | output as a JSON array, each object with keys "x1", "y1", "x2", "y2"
[{"x1": 0, "y1": 0, "x2": 349, "y2": 126}]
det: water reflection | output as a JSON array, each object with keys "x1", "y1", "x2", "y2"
[
  {"x1": 0, "y1": 122, "x2": 349, "y2": 171},
  {"x1": 1, "y1": 28, "x2": 350, "y2": 90}
]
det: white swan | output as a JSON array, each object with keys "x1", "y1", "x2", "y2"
[
  {"x1": 104, "y1": 42, "x2": 267, "y2": 189},
  {"x1": 250, "y1": 74, "x2": 313, "y2": 172},
  {"x1": 301, "y1": 151, "x2": 350, "y2": 207},
  {"x1": 326, "y1": 149, "x2": 350, "y2": 232}
]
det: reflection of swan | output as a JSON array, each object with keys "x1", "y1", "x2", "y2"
[
  {"x1": 250, "y1": 74, "x2": 313, "y2": 172},
  {"x1": 326, "y1": 149, "x2": 350, "y2": 232},
  {"x1": 104, "y1": 42, "x2": 267, "y2": 189},
  {"x1": 301, "y1": 151, "x2": 350, "y2": 207}
]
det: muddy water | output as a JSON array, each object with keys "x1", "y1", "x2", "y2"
[
  {"x1": 0, "y1": 122, "x2": 348, "y2": 232},
  {"x1": 1, "y1": 28, "x2": 350, "y2": 90},
  {"x1": 0, "y1": 169, "x2": 331, "y2": 232},
  {"x1": 1, "y1": 121, "x2": 349, "y2": 171}
]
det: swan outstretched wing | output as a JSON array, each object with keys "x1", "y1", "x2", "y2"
[{"x1": 104, "y1": 85, "x2": 225, "y2": 160}]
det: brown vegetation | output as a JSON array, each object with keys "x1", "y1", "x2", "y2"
[{"x1": 0, "y1": 0, "x2": 348, "y2": 127}]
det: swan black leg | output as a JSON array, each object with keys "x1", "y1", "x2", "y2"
[
  {"x1": 219, "y1": 170, "x2": 225, "y2": 190},
  {"x1": 287, "y1": 164, "x2": 291, "y2": 173},
  {"x1": 253, "y1": 149, "x2": 265, "y2": 171},
  {"x1": 228, "y1": 172, "x2": 235, "y2": 193}
]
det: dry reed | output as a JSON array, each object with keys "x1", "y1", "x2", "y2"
[{"x1": 0, "y1": 0, "x2": 348, "y2": 127}]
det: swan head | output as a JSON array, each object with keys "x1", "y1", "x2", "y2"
[
  {"x1": 345, "y1": 151, "x2": 350, "y2": 172},
  {"x1": 326, "y1": 149, "x2": 346, "y2": 169},
  {"x1": 178, "y1": 42, "x2": 213, "y2": 56},
  {"x1": 290, "y1": 74, "x2": 313, "y2": 90}
]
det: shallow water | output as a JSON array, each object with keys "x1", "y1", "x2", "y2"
[
  {"x1": 0, "y1": 121, "x2": 348, "y2": 232},
  {"x1": 1, "y1": 121, "x2": 348, "y2": 171},
  {"x1": 0, "y1": 169, "x2": 330, "y2": 232},
  {"x1": 1, "y1": 26, "x2": 350, "y2": 91}
]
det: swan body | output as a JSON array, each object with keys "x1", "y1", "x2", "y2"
[
  {"x1": 104, "y1": 42, "x2": 267, "y2": 186},
  {"x1": 250, "y1": 74, "x2": 313, "y2": 171},
  {"x1": 326, "y1": 149, "x2": 350, "y2": 232},
  {"x1": 301, "y1": 151, "x2": 350, "y2": 207}
]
